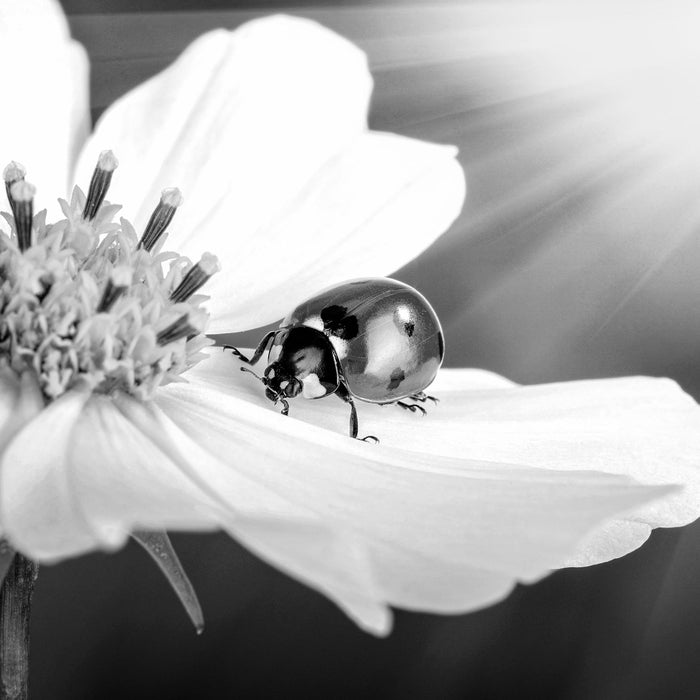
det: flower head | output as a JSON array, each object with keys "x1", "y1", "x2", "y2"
[
  {"x1": 0, "y1": 156, "x2": 216, "y2": 402},
  {"x1": 1, "y1": 0, "x2": 700, "y2": 637}
]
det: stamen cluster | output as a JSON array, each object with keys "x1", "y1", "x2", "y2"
[{"x1": 0, "y1": 152, "x2": 220, "y2": 401}]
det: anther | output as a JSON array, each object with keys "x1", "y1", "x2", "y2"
[
  {"x1": 170, "y1": 253, "x2": 220, "y2": 303},
  {"x1": 139, "y1": 188, "x2": 183, "y2": 252},
  {"x1": 97, "y1": 266, "x2": 131, "y2": 312},
  {"x1": 156, "y1": 309, "x2": 205, "y2": 346},
  {"x1": 83, "y1": 150, "x2": 119, "y2": 221},
  {"x1": 3, "y1": 161, "x2": 26, "y2": 221},
  {"x1": 9, "y1": 180, "x2": 36, "y2": 252}
]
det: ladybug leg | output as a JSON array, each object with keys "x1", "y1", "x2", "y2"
[
  {"x1": 346, "y1": 396, "x2": 379, "y2": 443},
  {"x1": 347, "y1": 396, "x2": 359, "y2": 438},
  {"x1": 223, "y1": 330, "x2": 277, "y2": 365},
  {"x1": 409, "y1": 391, "x2": 439, "y2": 405},
  {"x1": 335, "y1": 376, "x2": 379, "y2": 443},
  {"x1": 396, "y1": 400, "x2": 427, "y2": 416}
]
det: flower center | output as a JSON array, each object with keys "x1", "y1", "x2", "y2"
[{"x1": 0, "y1": 152, "x2": 219, "y2": 401}]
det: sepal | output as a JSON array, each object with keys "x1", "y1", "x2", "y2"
[{"x1": 132, "y1": 530, "x2": 204, "y2": 634}]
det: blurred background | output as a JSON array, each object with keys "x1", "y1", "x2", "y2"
[{"x1": 32, "y1": 0, "x2": 700, "y2": 697}]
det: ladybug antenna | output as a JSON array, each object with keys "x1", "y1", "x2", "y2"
[
  {"x1": 239, "y1": 366, "x2": 288, "y2": 412},
  {"x1": 240, "y1": 366, "x2": 268, "y2": 385}
]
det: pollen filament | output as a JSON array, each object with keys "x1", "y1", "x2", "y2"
[{"x1": 0, "y1": 154, "x2": 217, "y2": 401}]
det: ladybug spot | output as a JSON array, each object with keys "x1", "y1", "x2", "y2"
[
  {"x1": 321, "y1": 305, "x2": 359, "y2": 340},
  {"x1": 321, "y1": 305, "x2": 346, "y2": 323},
  {"x1": 403, "y1": 321, "x2": 415, "y2": 337},
  {"x1": 387, "y1": 367, "x2": 406, "y2": 391}
]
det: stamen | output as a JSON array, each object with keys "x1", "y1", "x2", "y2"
[
  {"x1": 156, "y1": 310, "x2": 205, "y2": 346},
  {"x1": 139, "y1": 188, "x2": 183, "y2": 252},
  {"x1": 83, "y1": 150, "x2": 119, "y2": 221},
  {"x1": 97, "y1": 266, "x2": 131, "y2": 312},
  {"x1": 0, "y1": 153, "x2": 214, "y2": 401},
  {"x1": 9, "y1": 180, "x2": 36, "y2": 252},
  {"x1": 3, "y1": 161, "x2": 26, "y2": 221},
  {"x1": 170, "y1": 253, "x2": 220, "y2": 303}
]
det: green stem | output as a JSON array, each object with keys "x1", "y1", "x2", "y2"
[{"x1": 0, "y1": 555, "x2": 38, "y2": 700}]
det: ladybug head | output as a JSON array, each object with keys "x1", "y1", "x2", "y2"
[
  {"x1": 239, "y1": 362, "x2": 301, "y2": 416},
  {"x1": 263, "y1": 362, "x2": 302, "y2": 400}
]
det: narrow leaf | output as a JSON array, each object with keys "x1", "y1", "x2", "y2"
[{"x1": 132, "y1": 530, "x2": 204, "y2": 634}]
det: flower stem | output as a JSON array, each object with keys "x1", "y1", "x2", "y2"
[{"x1": 0, "y1": 555, "x2": 38, "y2": 700}]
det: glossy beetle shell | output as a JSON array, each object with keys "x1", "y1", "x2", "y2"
[{"x1": 278, "y1": 278, "x2": 444, "y2": 403}]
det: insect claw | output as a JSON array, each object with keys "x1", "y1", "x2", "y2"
[
  {"x1": 279, "y1": 398, "x2": 290, "y2": 416},
  {"x1": 396, "y1": 400, "x2": 427, "y2": 415},
  {"x1": 410, "y1": 392, "x2": 439, "y2": 404},
  {"x1": 361, "y1": 435, "x2": 379, "y2": 444}
]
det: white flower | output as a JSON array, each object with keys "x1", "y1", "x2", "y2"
[{"x1": 0, "y1": 0, "x2": 699, "y2": 637}]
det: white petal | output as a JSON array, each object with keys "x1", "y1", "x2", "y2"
[
  {"x1": 426, "y1": 373, "x2": 700, "y2": 529},
  {"x1": 205, "y1": 132, "x2": 465, "y2": 332},
  {"x1": 0, "y1": 391, "x2": 223, "y2": 562},
  {"x1": 189, "y1": 352, "x2": 700, "y2": 566},
  {"x1": 148, "y1": 352, "x2": 669, "y2": 631},
  {"x1": 66, "y1": 396, "x2": 225, "y2": 545},
  {"x1": 0, "y1": 372, "x2": 44, "y2": 453},
  {"x1": 227, "y1": 521, "x2": 393, "y2": 635},
  {"x1": 75, "y1": 16, "x2": 371, "y2": 246},
  {"x1": 0, "y1": 371, "x2": 43, "y2": 541},
  {"x1": 225, "y1": 523, "x2": 514, "y2": 634},
  {"x1": 563, "y1": 520, "x2": 652, "y2": 567},
  {"x1": 75, "y1": 16, "x2": 464, "y2": 332},
  {"x1": 127, "y1": 388, "x2": 512, "y2": 633},
  {"x1": 0, "y1": 390, "x2": 96, "y2": 559},
  {"x1": 0, "y1": 0, "x2": 89, "y2": 208},
  {"x1": 114, "y1": 392, "x2": 392, "y2": 633}
]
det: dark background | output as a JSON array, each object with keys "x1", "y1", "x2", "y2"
[{"x1": 30, "y1": 1, "x2": 700, "y2": 698}]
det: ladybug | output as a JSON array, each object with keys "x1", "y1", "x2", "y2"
[{"x1": 225, "y1": 277, "x2": 444, "y2": 441}]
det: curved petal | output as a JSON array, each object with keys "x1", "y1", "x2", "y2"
[
  {"x1": 75, "y1": 15, "x2": 464, "y2": 332},
  {"x1": 226, "y1": 521, "x2": 517, "y2": 635},
  {"x1": 227, "y1": 521, "x2": 394, "y2": 635},
  {"x1": 0, "y1": 372, "x2": 44, "y2": 453},
  {"x1": 563, "y1": 520, "x2": 653, "y2": 567},
  {"x1": 205, "y1": 133, "x2": 465, "y2": 332},
  {"x1": 115, "y1": 389, "x2": 521, "y2": 634},
  {"x1": 75, "y1": 16, "x2": 371, "y2": 249},
  {"x1": 426, "y1": 373, "x2": 700, "y2": 530},
  {"x1": 147, "y1": 353, "x2": 670, "y2": 632},
  {"x1": 189, "y1": 351, "x2": 700, "y2": 565},
  {"x1": 0, "y1": 390, "x2": 96, "y2": 559},
  {"x1": 0, "y1": 0, "x2": 89, "y2": 210},
  {"x1": 0, "y1": 391, "x2": 224, "y2": 562},
  {"x1": 0, "y1": 370, "x2": 44, "y2": 541}
]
